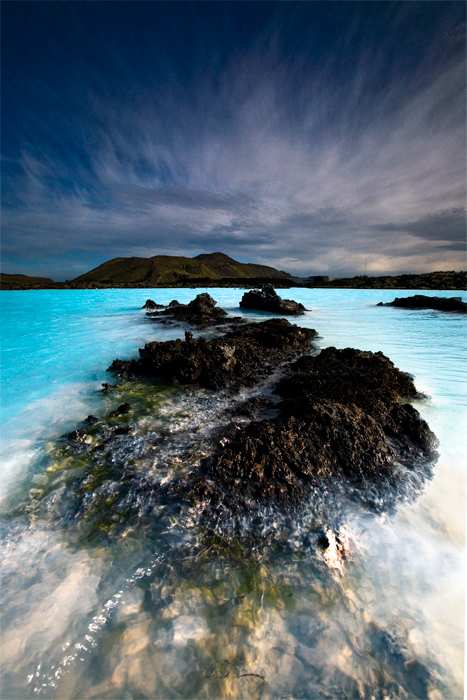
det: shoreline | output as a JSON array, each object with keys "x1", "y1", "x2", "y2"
[{"x1": 1, "y1": 270, "x2": 466, "y2": 291}]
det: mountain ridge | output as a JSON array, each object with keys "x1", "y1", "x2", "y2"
[{"x1": 72, "y1": 252, "x2": 291, "y2": 285}]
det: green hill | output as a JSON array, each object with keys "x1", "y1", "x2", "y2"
[
  {"x1": 72, "y1": 252, "x2": 291, "y2": 285},
  {"x1": 0, "y1": 273, "x2": 54, "y2": 288}
]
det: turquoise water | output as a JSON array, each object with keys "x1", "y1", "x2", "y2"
[{"x1": 0, "y1": 288, "x2": 466, "y2": 699}]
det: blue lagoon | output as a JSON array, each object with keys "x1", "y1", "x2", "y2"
[{"x1": 1, "y1": 288, "x2": 465, "y2": 699}]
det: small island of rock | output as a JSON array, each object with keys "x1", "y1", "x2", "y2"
[
  {"x1": 240, "y1": 285, "x2": 306, "y2": 315},
  {"x1": 378, "y1": 295, "x2": 466, "y2": 313},
  {"x1": 146, "y1": 292, "x2": 244, "y2": 328}
]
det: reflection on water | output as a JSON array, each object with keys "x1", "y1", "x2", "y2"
[{"x1": 0, "y1": 288, "x2": 465, "y2": 699}]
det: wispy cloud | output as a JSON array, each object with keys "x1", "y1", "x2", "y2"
[{"x1": 2, "y1": 2, "x2": 465, "y2": 279}]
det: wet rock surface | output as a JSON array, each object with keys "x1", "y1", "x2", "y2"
[
  {"x1": 9, "y1": 296, "x2": 453, "y2": 700},
  {"x1": 53, "y1": 298, "x2": 437, "y2": 549},
  {"x1": 378, "y1": 294, "x2": 467, "y2": 313},
  {"x1": 108, "y1": 318, "x2": 318, "y2": 390},
  {"x1": 108, "y1": 402, "x2": 131, "y2": 418},
  {"x1": 146, "y1": 292, "x2": 245, "y2": 328},
  {"x1": 240, "y1": 285, "x2": 306, "y2": 315},
  {"x1": 185, "y1": 347, "x2": 438, "y2": 514}
]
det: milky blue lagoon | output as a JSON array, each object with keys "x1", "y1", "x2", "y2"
[{"x1": 1, "y1": 288, "x2": 466, "y2": 699}]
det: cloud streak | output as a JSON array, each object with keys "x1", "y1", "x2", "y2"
[{"x1": 1, "y1": 2, "x2": 465, "y2": 279}]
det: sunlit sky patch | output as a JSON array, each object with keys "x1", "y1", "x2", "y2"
[{"x1": 1, "y1": 1, "x2": 465, "y2": 280}]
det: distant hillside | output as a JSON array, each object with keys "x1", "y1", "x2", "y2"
[
  {"x1": 2, "y1": 265, "x2": 465, "y2": 291},
  {"x1": 72, "y1": 252, "x2": 291, "y2": 285},
  {"x1": 312, "y1": 270, "x2": 466, "y2": 290},
  {"x1": 0, "y1": 273, "x2": 54, "y2": 289}
]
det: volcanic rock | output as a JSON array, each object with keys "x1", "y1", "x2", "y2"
[
  {"x1": 378, "y1": 295, "x2": 466, "y2": 313},
  {"x1": 147, "y1": 293, "x2": 244, "y2": 328},
  {"x1": 102, "y1": 383, "x2": 118, "y2": 392},
  {"x1": 142, "y1": 299, "x2": 164, "y2": 309},
  {"x1": 65, "y1": 428, "x2": 87, "y2": 442},
  {"x1": 185, "y1": 347, "x2": 437, "y2": 510},
  {"x1": 240, "y1": 286, "x2": 306, "y2": 315},
  {"x1": 108, "y1": 402, "x2": 131, "y2": 418},
  {"x1": 59, "y1": 319, "x2": 439, "y2": 549},
  {"x1": 277, "y1": 348, "x2": 418, "y2": 417},
  {"x1": 108, "y1": 319, "x2": 318, "y2": 390}
]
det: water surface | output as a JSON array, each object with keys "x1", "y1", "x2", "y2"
[{"x1": 1, "y1": 288, "x2": 465, "y2": 699}]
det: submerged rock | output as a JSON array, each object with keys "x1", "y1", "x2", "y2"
[
  {"x1": 102, "y1": 382, "x2": 118, "y2": 392},
  {"x1": 378, "y1": 295, "x2": 467, "y2": 313},
  {"x1": 186, "y1": 348, "x2": 437, "y2": 511},
  {"x1": 65, "y1": 428, "x2": 88, "y2": 442},
  {"x1": 108, "y1": 402, "x2": 131, "y2": 418},
  {"x1": 108, "y1": 319, "x2": 318, "y2": 390},
  {"x1": 147, "y1": 293, "x2": 244, "y2": 328},
  {"x1": 240, "y1": 286, "x2": 306, "y2": 315}
]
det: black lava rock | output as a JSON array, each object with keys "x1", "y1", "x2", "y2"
[
  {"x1": 108, "y1": 319, "x2": 318, "y2": 390},
  {"x1": 142, "y1": 299, "x2": 164, "y2": 309},
  {"x1": 146, "y1": 293, "x2": 244, "y2": 328},
  {"x1": 102, "y1": 383, "x2": 117, "y2": 393},
  {"x1": 185, "y1": 347, "x2": 438, "y2": 510},
  {"x1": 108, "y1": 402, "x2": 131, "y2": 418},
  {"x1": 378, "y1": 295, "x2": 466, "y2": 313},
  {"x1": 240, "y1": 286, "x2": 306, "y2": 315}
]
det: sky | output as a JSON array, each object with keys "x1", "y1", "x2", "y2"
[{"x1": 1, "y1": 1, "x2": 466, "y2": 280}]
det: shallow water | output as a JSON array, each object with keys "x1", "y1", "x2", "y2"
[{"x1": 1, "y1": 287, "x2": 465, "y2": 699}]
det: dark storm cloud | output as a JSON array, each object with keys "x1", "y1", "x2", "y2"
[
  {"x1": 1, "y1": 1, "x2": 465, "y2": 279},
  {"x1": 374, "y1": 208, "x2": 466, "y2": 245}
]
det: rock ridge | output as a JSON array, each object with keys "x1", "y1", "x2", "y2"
[
  {"x1": 108, "y1": 318, "x2": 318, "y2": 390},
  {"x1": 378, "y1": 294, "x2": 466, "y2": 313}
]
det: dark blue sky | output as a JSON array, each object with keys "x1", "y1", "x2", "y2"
[{"x1": 2, "y1": 1, "x2": 465, "y2": 280}]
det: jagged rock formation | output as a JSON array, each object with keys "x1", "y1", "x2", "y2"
[
  {"x1": 146, "y1": 293, "x2": 244, "y2": 328},
  {"x1": 108, "y1": 318, "x2": 318, "y2": 389},
  {"x1": 54, "y1": 294, "x2": 438, "y2": 548},
  {"x1": 142, "y1": 299, "x2": 164, "y2": 309},
  {"x1": 239, "y1": 286, "x2": 306, "y2": 315},
  {"x1": 186, "y1": 347, "x2": 437, "y2": 510}
]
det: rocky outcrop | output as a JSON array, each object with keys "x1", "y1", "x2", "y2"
[
  {"x1": 185, "y1": 348, "x2": 437, "y2": 510},
  {"x1": 54, "y1": 289, "x2": 438, "y2": 547},
  {"x1": 108, "y1": 314, "x2": 436, "y2": 514},
  {"x1": 142, "y1": 299, "x2": 164, "y2": 309},
  {"x1": 108, "y1": 318, "x2": 318, "y2": 390},
  {"x1": 378, "y1": 295, "x2": 466, "y2": 313},
  {"x1": 53, "y1": 307, "x2": 438, "y2": 556},
  {"x1": 146, "y1": 293, "x2": 244, "y2": 328},
  {"x1": 240, "y1": 286, "x2": 306, "y2": 315}
]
